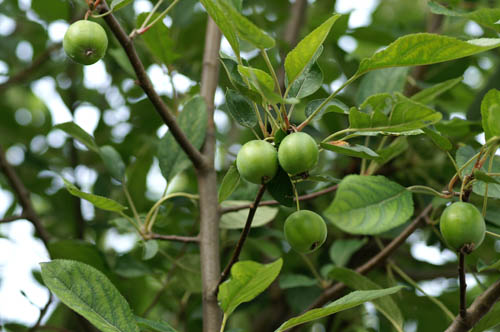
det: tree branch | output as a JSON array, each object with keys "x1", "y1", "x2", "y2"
[
  {"x1": 306, "y1": 204, "x2": 433, "y2": 309},
  {"x1": 220, "y1": 184, "x2": 338, "y2": 214},
  {"x1": 458, "y1": 251, "x2": 467, "y2": 319},
  {"x1": 97, "y1": 1, "x2": 207, "y2": 170},
  {"x1": 445, "y1": 279, "x2": 500, "y2": 332},
  {"x1": 0, "y1": 145, "x2": 51, "y2": 247},
  {"x1": 197, "y1": 15, "x2": 223, "y2": 332},
  {"x1": 278, "y1": 0, "x2": 308, "y2": 90},
  {"x1": 0, "y1": 43, "x2": 61, "y2": 93},
  {"x1": 148, "y1": 233, "x2": 200, "y2": 243},
  {"x1": 0, "y1": 213, "x2": 28, "y2": 223},
  {"x1": 29, "y1": 293, "x2": 53, "y2": 332},
  {"x1": 218, "y1": 184, "x2": 267, "y2": 288}
]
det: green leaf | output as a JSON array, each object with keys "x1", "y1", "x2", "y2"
[
  {"x1": 477, "y1": 258, "x2": 500, "y2": 272},
  {"x1": 99, "y1": 145, "x2": 126, "y2": 181},
  {"x1": 48, "y1": 240, "x2": 109, "y2": 274},
  {"x1": 141, "y1": 240, "x2": 159, "y2": 260},
  {"x1": 137, "y1": 13, "x2": 179, "y2": 65},
  {"x1": 329, "y1": 268, "x2": 404, "y2": 332},
  {"x1": 110, "y1": 0, "x2": 133, "y2": 11},
  {"x1": 200, "y1": 0, "x2": 239, "y2": 55},
  {"x1": 422, "y1": 128, "x2": 452, "y2": 151},
  {"x1": 274, "y1": 286, "x2": 403, "y2": 332},
  {"x1": 360, "y1": 93, "x2": 395, "y2": 115},
  {"x1": 218, "y1": 164, "x2": 241, "y2": 203},
  {"x1": 217, "y1": 0, "x2": 275, "y2": 49},
  {"x1": 411, "y1": 76, "x2": 463, "y2": 104},
  {"x1": 357, "y1": 33, "x2": 500, "y2": 76},
  {"x1": 279, "y1": 274, "x2": 318, "y2": 289},
  {"x1": 456, "y1": 146, "x2": 500, "y2": 199},
  {"x1": 329, "y1": 238, "x2": 367, "y2": 267},
  {"x1": 108, "y1": 48, "x2": 135, "y2": 77},
  {"x1": 237, "y1": 65, "x2": 279, "y2": 102},
  {"x1": 158, "y1": 96, "x2": 207, "y2": 181},
  {"x1": 219, "y1": 201, "x2": 279, "y2": 229},
  {"x1": 429, "y1": 1, "x2": 500, "y2": 33},
  {"x1": 375, "y1": 137, "x2": 409, "y2": 165},
  {"x1": 480, "y1": 89, "x2": 500, "y2": 140},
  {"x1": 324, "y1": 175, "x2": 414, "y2": 234},
  {"x1": 267, "y1": 166, "x2": 294, "y2": 207},
  {"x1": 225, "y1": 89, "x2": 257, "y2": 128},
  {"x1": 63, "y1": 179, "x2": 126, "y2": 213},
  {"x1": 218, "y1": 259, "x2": 283, "y2": 316},
  {"x1": 288, "y1": 62, "x2": 323, "y2": 99},
  {"x1": 220, "y1": 55, "x2": 262, "y2": 103},
  {"x1": 135, "y1": 316, "x2": 178, "y2": 332},
  {"x1": 54, "y1": 122, "x2": 99, "y2": 153},
  {"x1": 32, "y1": 0, "x2": 69, "y2": 22},
  {"x1": 40, "y1": 260, "x2": 140, "y2": 332},
  {"x1": 474, "y1": 170, "x2": 500, "y2": 185},
  {"x1": 356, "y1": 68, "x2": 409, "y2": 105},
  {"x1": 285, "y1": 15, "x2": 341, "y2": 85},
  {"x1": 305, "y1": 99, "x2": 349, "y2": 119},
  {"x1": 321, "y1": 142, "x2": 379, "y2": 160}
]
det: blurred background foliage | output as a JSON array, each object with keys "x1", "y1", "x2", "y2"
[{"x1": 1, "y1": 0, "x2": 500, "y2": 331}]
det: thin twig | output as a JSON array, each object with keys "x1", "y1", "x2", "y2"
[
  {"x1": 97, "y1": 1, "x2": 207, "y2": 171},
  {"x1": 0, "y1": 145, "x2": 51, "y2": 247},
  {"x1": 458, "y1": 251, "x2": 467, "y2": 319},
  {"x1": 0, "y1": 44, "x2": 61, "y2": 93},
  {"x1": 220, "y1": 184, "x2": 338, "y2": 214},
  {"x1": 29, "y1": 293, "x2": 53, "y2": 332},
  {"x1": 148, "y1": 233, "x2": 200, "y2": 243},
  {"x1": 0, "y1": 214, "x2": 28, "y2": 223},
  {"x1": 305, "y1": 204, "x2": 433, "y2": 310},
  {"x1": 445, "y1": 279, "x2": 500, "y2": 332},
  {"x1": 217, "y1": 184, "x2": 267, "y2": 288}
]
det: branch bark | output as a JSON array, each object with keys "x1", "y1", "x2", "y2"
[
  {"x1": 197, "y1": 17, "x2": 223, "y2": 332},
  {"x1": 0, "y1": 43, "x2": 61, "y2": 93},
  {"x1": 218, "y1": 184, "x2": 267, "y2": 287},
  {"x1": 0, "y1": 214, "x2": 28, "y2": 223},
  {"x1": 306, "y1": 204, "x2": 433, "y2": 309},
  {"x1": 149, "y1": 233, "x2": 200, "y2": 243},
  {"x1": 445, "y1": 279, "x2": 500, "y2": 332},
  {"x1": 0, "y1": 145, "x2": 51, "y2": 247},
  {"x1": 220, "y1": 184, "x2": 338, "y2": 214},
  {"x1": 98, "y1": 1, "x2": 207, "y2": 170}
]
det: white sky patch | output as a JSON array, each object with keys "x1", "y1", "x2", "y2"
[
  {"x1": 31, "y1": 77, "x2": 73, "y2": 125},
  {"x1": 47, "y1": 20, "x2": 69, "y2": 43},
  {"x1": 0, "y1": 14, "x2": 16, "y2": 36},
  {"x1": 410, "y1": 242, "x2": 456, "y2": 265},
  {"x1": 464, "y1": 21, "x2": 484, "y2": 37},
  {"x1": 0, "y1": 221, "x2": 50, "y2": 325},
  {"x1": 146, "y1": 158, "x2": 166, "y2": 200},
  {"x1": 104, "y1": 229, "x2": 137, "y2": 254},
  {"x1": 214, "y1": 109, "x2": 230, "y2": 134},
  {"x1": 84, "y1": 61, "x2": 112, "y2": 90},
  {"x1": 329, "y1": 74, "x2": 347, "y2": 93},
  {"x1": 220, "y1": 37, "x2": 235, "y2": 57},
  {"x1": 134, "y1": 0, "x2": 153, "y2": 14},
  {"x1": 172, "y1": 72, "x2": 195, "y2": 93},
  {"x1": 335, "y1": 0, "x2": 380, "y2": 28},
  {"x1": 6, "y1": 145, "x2": 25, "y2": 166},
  {"x1": 338, "y1": 35, "x2": 358, "y2": 53},
  {"x1": 156, "y1": 124, "x2": 168, "y2": 138},
  {"x1": 16, "y1": 41, "x2": 33, "y2": 62},
  {"x1": 74, "y1": 104, "x2": 100, "y2": 136},
  {"x1": 148, "y1": 64, "x2": 173, "y2": 96},
  {"x1": 463, "y1": 66, "x2": 482, "y2": 88}
]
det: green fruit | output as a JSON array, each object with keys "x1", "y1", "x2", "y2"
[
  {"x1": 284, "y1": 210, "x2": 327, "y2": 253},
  {"x1": 236, "y1": 140, "x2": 278, "y2": 184},
  {"x1": 278, "y1": 132, "x2": 319, "y2": 175},
  {"x1": 63, "y1": 20, "x2": 108, "y2": 65},
  {"x1": 488, "y1": 104, "x2": 500, "y2": 137},
  {"x1": 440, "y1": 202, "x2": 486, "y2": 252}
]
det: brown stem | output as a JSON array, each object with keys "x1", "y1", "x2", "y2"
[
  {"x1": 0, "y1": 145, "x2": 51, "y2": 248},
  {"x1": 458, "y1": 251, "x2": 467, "y2": 319},
  {"x1": 218, "y1": 184, "x2": 267, "y2": 288},
  {"x1": 306, "y1": 204, "x2": 433, "y2": 310},
  {"x1": 0, "y1": 44, "x2": 61, "y2": 93},
  {"x1": 97, "y1": 1, "x2": 207, "y2": 170},
  {"x1": 221, "y1": 184, "x2": 338, "y2": 214},
  {"x1": 278, "y1": 0, "x2": 308, "y2": 91},
  {"x1": 148, "y1": 233, "x2": 200, "y2": 243},
  {"x1": 29, "y1": 293, "x2": 52, "y2": 332},
  {"x1": 0, "y1": 214, "x2": 28, "y2": 223},
  {"x1": 198, "y1": 16, "x2": 223, "y2": 332},
  {"x1": 445, "y1": 279, "x2": 500, "y2": 332}
]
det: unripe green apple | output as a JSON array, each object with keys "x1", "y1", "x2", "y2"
[
  {"x1": 278, "y1": 132, "x2": 319, "y2": 175},
  {"x1": 236, "y1": 140, "x2": 278, "y2": 184},
  {"x1": 63, "y1": 20, "x2": 108, "y2": 65},
  {"x1": 440, "y1": 202, "x2": 486, "y2": 252},
  {"x1": 284, "y1": 210, "x2": 327, "y2": 253}
]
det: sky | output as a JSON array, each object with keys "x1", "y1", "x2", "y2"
[{"x1": 0, "y1": 0, "x2": 489, "y2": 327}]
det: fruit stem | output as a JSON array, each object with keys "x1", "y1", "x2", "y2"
[
  {"x1": 219, "y1": 314, "x2": 228, "y2": 332},
  {"x1": 300, "y1": 253, "x2": 327, "y2": 289},
  {"x1": 291, "y1": 180, "x2": 300, "y2": 211},
  {"x1": 458, "y1": 250, "x2": 467, "y2": 320}
]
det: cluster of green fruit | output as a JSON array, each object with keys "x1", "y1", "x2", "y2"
[{"x1": 236, "y1": 132, "x2": 327, "y2": 254}]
